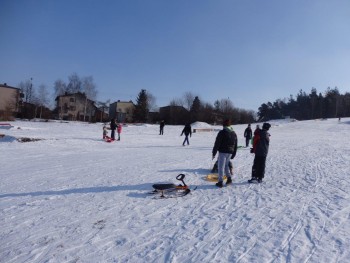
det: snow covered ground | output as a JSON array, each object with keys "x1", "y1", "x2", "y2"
[{"x1": 1, "y1": 118, "x2": 350, "y2": 263}]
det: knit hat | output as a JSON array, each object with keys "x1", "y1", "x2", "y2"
[
  {"x1": 262, "y1": 123, "x2": 271, "y2": 130},
  {"x1": 223, "y1": 119, "x2": 231, "y2": 127}
]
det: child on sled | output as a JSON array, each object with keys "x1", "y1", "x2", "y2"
[
  {"x1": 211, "y1": 160, "x2": 233, "y2": 175},
  {"x1": 103, "y1": 125, "x2": 108, "y2": 139}
]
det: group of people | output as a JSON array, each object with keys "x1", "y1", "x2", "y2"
[
  {"x1": 103, "y1": 118, "x2": 122, "y2": 141},
  {"x1": 212, "y1": 119, "x2": 271, "y2": 187},
  {"x1": 104, "y1": 117, "x2": 271, "y2": 187}
]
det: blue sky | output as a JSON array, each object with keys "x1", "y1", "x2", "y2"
[{"x1": 1, "y1": 0, "x2": 350, "y2": 111}]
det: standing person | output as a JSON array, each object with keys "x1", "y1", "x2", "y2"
[
  {"x1": 117, "y1": 123, "x2": 122, "y2": 141},
  {"x1": 159, "y1": 120, "x2": 165, "y2": 135},
  {"x1": 212, "y1": 119, "x2": 238, "y2": 187},
  {"x1": 110, "y1": 118, "x2": 117, "y2": 141},
  {"x1": 181, "y1": 123, "x2": 192, "y2": 146},
  {"x1": 249, "y1": 122, "x2": 271, "y2": 183},
  {"x1": 244, "y1": 124, "x2": 253, "y2": 147}
]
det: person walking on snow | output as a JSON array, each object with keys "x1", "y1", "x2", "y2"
[
  {"x1": 244, "y1": 124, "x2": 252, "y2": 147},
  {"x1": 117, "y1": 123, "x2": 122, "y2": 141},
  {"x1": 212, "y1": 119, "x2": 238, "y2": 187},
  {"x1": 249, "y1": 122, "x2": 271, "y2": 183},
  {"x1": 181, "y1": 123, "x2": 192, "y2": 146},
  {"x1": 159, "y1": 120, "x2": 165, "y2": 135}
]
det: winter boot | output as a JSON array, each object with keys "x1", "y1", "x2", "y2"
[
  {"x1": 216, "y1": 181, "x2": 223, "y2": 188},
  {"x1": 226, "y1": 177, "x2": 232, "y2": 185},
  {"x1": 248, "y1": 177, "x2": 258, "y2": 183}
]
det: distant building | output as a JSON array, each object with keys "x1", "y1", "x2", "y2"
[
  {"x1": 159, "y1": 105, "x2": 189, "y2": 125},
  {"x1": 109, "y1": 100, "x2": 134, "y2": 123},
  {"x1": 0, "y1": 83, "x2": 23, "y2": 120},
  {"x1": 95, "y1": 106, "x2": 109, "y2": 123},
  {"x1": 55, "y1": 92, "x2": 96, "y2": 121},
  {"x1": 148, "y1": 111, "x2": 160, "y2": 124}
]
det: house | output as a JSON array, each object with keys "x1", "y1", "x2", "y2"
[
  {"x1": 159, "y1": 105, "x2": 189, "y2": 125},
  {"x1": 55, "y1": 92, "x2": 96, "y2": 121},
  {"x1": 109, "y1": 100, "x2": 134, "y2": 123},
  {"x1": 0, "y1": 83, "x2": 23, "y2": 120},
  {"x1": 21, "y1": 101, "x2": 53, "y2": 120},
  {"x1": 95, "y1": 106, "x2": 109, "y2": 123}
]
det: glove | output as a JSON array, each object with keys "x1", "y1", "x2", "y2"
[{"x1": 250, "y1": 148, "x2": 254, "y2": 153}]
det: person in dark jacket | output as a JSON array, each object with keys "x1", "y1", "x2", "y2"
[
  {"x1": 181, "y1": 123, "x2": 192, "y2": 146},
  {"x1": 244, "y1": 124, "x2": 253, "y2": 147},
  {"x1": 110, "y1": 118, "x2": 117, "y2": 140},
  {"x1": 249, "y1": 122, "x2": 271, "y2": 183},
  {"x1": 212, "y1": 119, "x2": 238, "y2": 187},
  {"x1": 159, "y1": 120, "x2": 165, "y2": 135}
]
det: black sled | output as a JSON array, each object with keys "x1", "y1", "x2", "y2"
[{"x1": 150, "y1": 174, "x2": 193, "y2": 198}]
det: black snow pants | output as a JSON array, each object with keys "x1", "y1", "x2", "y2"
[{"x1": 252, "y1": 156, "x2": 266, "y2": 180}]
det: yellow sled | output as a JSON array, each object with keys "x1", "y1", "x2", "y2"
[{"x1": 206, "y1": 174, "x2": 227, "y2": 182}]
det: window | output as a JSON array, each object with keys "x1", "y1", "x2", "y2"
[{"x1": 70, "y1": 97, "x2": 75, "y2": 102}]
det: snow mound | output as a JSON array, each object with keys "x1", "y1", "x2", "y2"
[{"x1": 191, "y1": 121, "x2": 212, "y2": 128}]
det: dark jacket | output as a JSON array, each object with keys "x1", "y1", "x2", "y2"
[
  {"x1": 110, "y1": 119, "x2": 117, "y2": 130},
  {"x1": 181, "y1": 124, "x2": 192, "y2": 136},
  {"x1": 253, "y1": 128, "x2": 270, "y2": 157},
  {"x1": 244, "y1": 127, "x2": 252, "y2": 139},
  {"x1": 212, "y1": 127, "x2": 238, "y2": 159}
]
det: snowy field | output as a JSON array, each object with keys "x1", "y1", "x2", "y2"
[{"x1": 1, "y1": 118, "x2": 350, "y2": 263}]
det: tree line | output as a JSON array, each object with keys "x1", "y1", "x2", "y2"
[
  {"x1": 257, "y1": 87, "x2": 350, "y2": 121},
  {"x1": 133, "y1": 89, "x2": 256, "y2": 124},
  {"x1": 17, "y1": 73, "x2": 349, "y2": 124}
]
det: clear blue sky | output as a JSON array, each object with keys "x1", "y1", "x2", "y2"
[{"x1": 1, "y1": 0, "x2": 350, "y2": 111}]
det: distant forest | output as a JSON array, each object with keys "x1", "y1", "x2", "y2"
[{"x1": 257, "y1": 87, "x2": 350, "y2": 121}]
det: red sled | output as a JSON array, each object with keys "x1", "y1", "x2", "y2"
[{"x1": 103, "y1": 136, "x2": 115, "y2": 143}]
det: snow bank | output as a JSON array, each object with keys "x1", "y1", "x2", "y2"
[{"x1": 191, "y1": 121, "x2": 212, "y2": 128}]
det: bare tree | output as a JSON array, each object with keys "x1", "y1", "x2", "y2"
[
  {"x1": 82, "y1": 76, "x2": 97, "y2": 121},
  {"x1": 183, "y1": 92, "x2": 195, "y2": 111},
  {"x1": 53, "y1": 79, "x2": 67, "y2": 97},
  {"x1": 169, "y1": 98, "x2": 184, "y2": 107},
  {"x1": 146, "y1": 91, "x2": 157, "y2": 112},
  {"x1": 53, "y1": 79, "x2": 67, "y2": 120},
  {"x1": 96, "y1": 99, "x2": 110, "y2": 122},
  {"x1": 18, "y1": 78, "x2": 34, "y2": 103},
  {"x1": 37, "y1": 84, "x2": 50, "y2": 118},
  {"x1": 219, "y1": 98, "x2": 235, "y2": 117},
  {"x1": 67, "y1": 73, "x2": 82, "y2": 93}
]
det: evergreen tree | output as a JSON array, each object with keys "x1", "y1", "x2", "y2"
[
  {"x1": 133, "y1": 89, "x2": 149, "y2": 122},
  {"x1": 190, "y1": 96, "x2": 201, "y2": 122}
]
